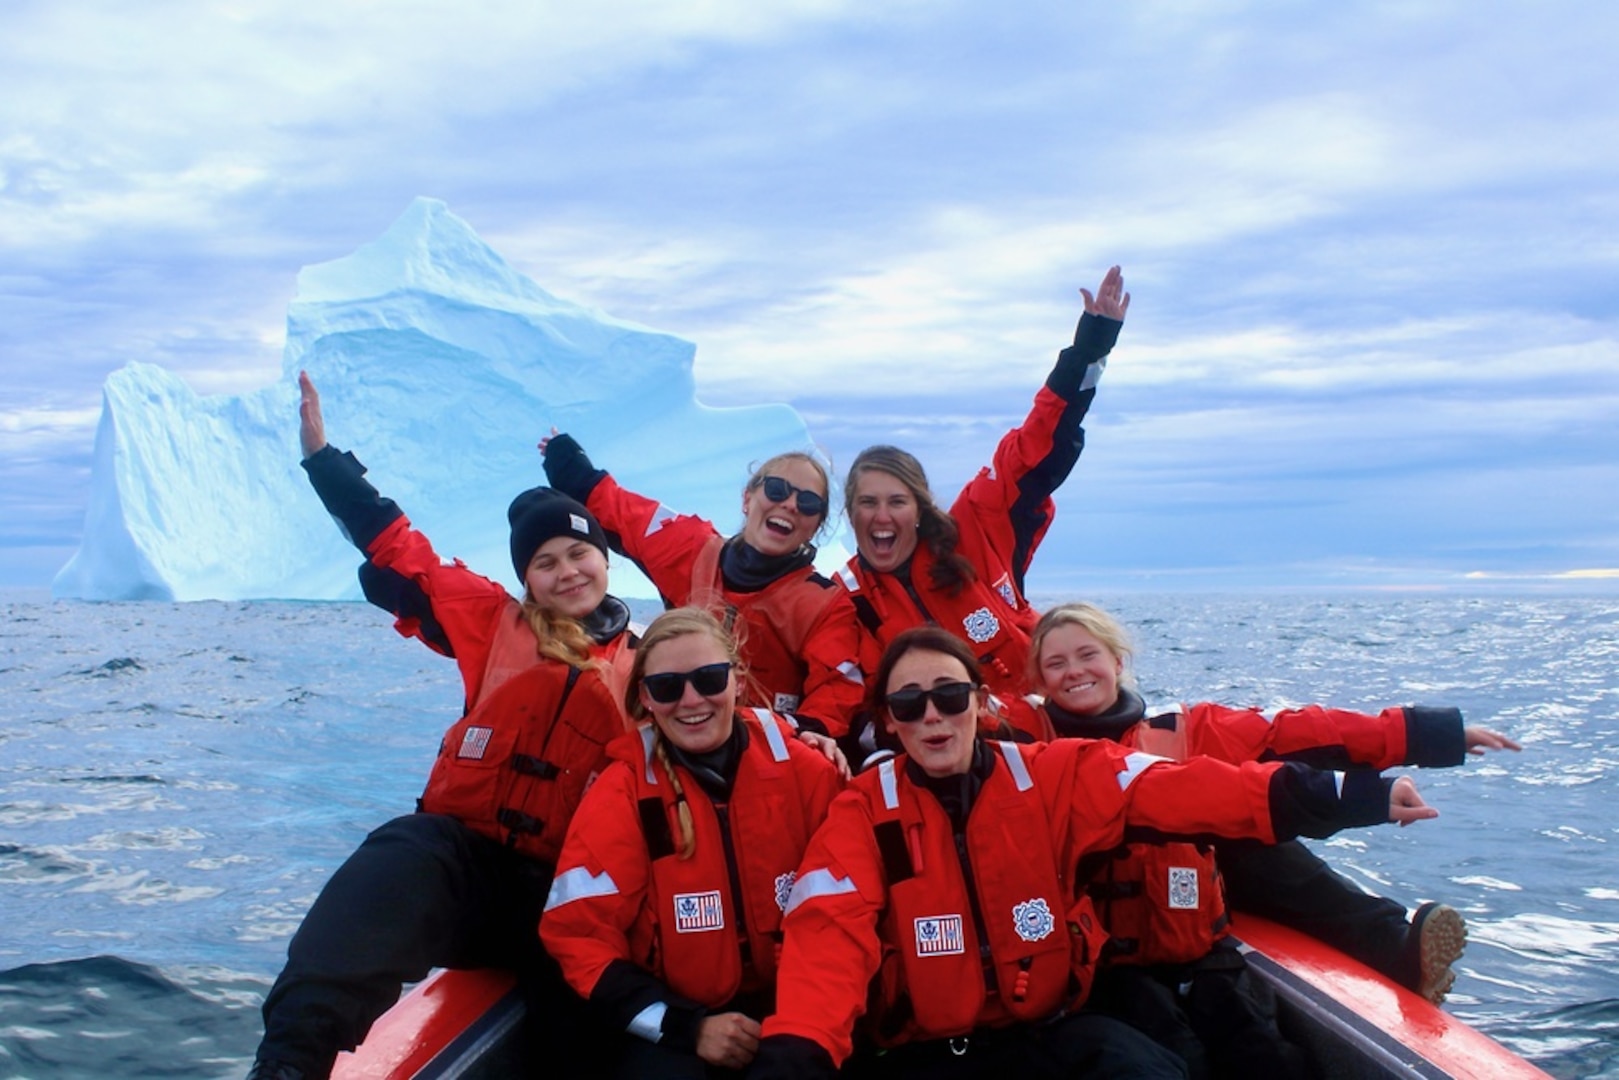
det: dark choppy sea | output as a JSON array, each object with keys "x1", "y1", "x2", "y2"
[{"x1": 1, "y1": 590, "x2": 1616, "y2": 1078}]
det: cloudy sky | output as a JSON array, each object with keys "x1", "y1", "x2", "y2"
[{"x1": 4, "y1": 0, "x2": 1617, "y2": 593}]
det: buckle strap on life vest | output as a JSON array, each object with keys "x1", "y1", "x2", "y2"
[
  {"x1": 511, "y1": 754, "x2": 561, "y2": 779},
  {"x1": 497, "y1": 807, "x2": 545, "y2": 836}
]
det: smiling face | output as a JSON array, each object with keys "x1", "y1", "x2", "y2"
[
  {"x1": 884, "y1": 647, "x2": 981, "y2": 778},
  {"x1": 740, "y1": 457, "x2": 826, "y2": 558},
  {"x1": 638, "y1": 630, "x2": 737, "y2": 755},
  {"x1": 850, "y1": 468, "x2": 921, "y2": 573},
  {"x1": 1036, "y1": 622, "x2": 1124, "y2": 717},
  {"x1": 524, "y1": 535, "x2": 609, "y2": 619}
]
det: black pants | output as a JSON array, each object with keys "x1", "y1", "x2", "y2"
[
  {"x1": 1087, "y1": 941, "x2": 1311, "y2": 1080},
  {"x1": 845, "y1": 1012, "x2": 1189, "y2": 1080},
  {"x1": 255, "y1": 813, "x2": 585, "y2": 1078},
  {"x1": 1217, "y1": 839, "x2": 1410, "y2": 981}
]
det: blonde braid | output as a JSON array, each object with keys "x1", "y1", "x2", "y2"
[
  {"x1": 652, "y1": 733, "x2": 697, "y2": 861},
  {"x1": 521, "y1": 598, "x2": 598, "y2": 671}
]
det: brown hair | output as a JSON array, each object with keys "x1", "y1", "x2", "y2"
[
  {"x1": 844, "y1": 445, "x2": 976, "y2": 594},
  {"x1": 1027, "y1": 602, "x2": 1137, "y2": 692},
  {"x1": 623, "y1": 607, "x2": 745, "y2": 860}
]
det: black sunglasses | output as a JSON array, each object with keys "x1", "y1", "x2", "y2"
[
  {"x1": 759, "y1": 475, "x2": 827, "y2": 518},
  {"x1": 642, "y1": 662, "x2": 733, "y2": 704},
  {"x1": 885, "y1": 681, "x2": 976, "y2": 723}
]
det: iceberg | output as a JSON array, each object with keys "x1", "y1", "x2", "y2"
[{"x1": 54, "y1": 198, "x2": 841, "y2": 601}]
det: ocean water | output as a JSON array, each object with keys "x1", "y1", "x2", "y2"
[{"x1": 1, "y1": 590, "x2": 1616, "y2": 1078}]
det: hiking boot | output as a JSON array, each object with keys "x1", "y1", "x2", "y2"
[{"x1": 1401, "y1": 901, "x2": 1467, "y2": 1004}]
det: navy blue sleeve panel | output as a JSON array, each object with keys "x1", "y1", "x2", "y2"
[
  {"x1": 589, "y1": 958, "x2": 708, "y2": 1053},
  {"x1": 299, "y1": 445, "x2": 403, "y2": 552},
  {"x1": 1007, "y1": 313, "x2": 1123, "y2": 591},
  {"x1": 541, "y1": 433, "x2": 610, "y2": 504},
  {"x1": 1046, "y1": 312, "x2": 1123, "y2": 401},
  {"x1": 1403, "y1": 706, "x2": 1467, "y2": 767},
  {"x1": 748, "y1": 1034, "x2": 840, "y2": 1080},
  {"x1": 1269, "y1": 765, "x2": 1392, "y2": 840},
  {"x1": 357, "y1": 562, "x2": 454, "y2": 658}
]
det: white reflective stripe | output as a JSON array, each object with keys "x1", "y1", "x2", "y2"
[
  {"x1": 759, "y1": 712, "x2": 791, "y2": 761},
  {"x1": 784, "y1": 867, "x2": 858, "y2": 916},
  {"x1": 1118, "y1": 751, "x2": 1171, "y2": 791},
  {"x1": 997, "y1": 741, "x2": 1033, "y2": 792},
  {"x1": 544, "y1": 866, "x2": 620, "y2": 912},
  {"x1": 1334, "y1": 771, "x2": 1346, "y2": 798},
  {"x1": 640, "y1": 724, "x2": 659, "y2": 785},
  {"x1": 628, "y1": 1001, "x2": 667, "y2": 1043},
  {"x1": 644, "y1": 506, "x2": 677, "y2": 536},
  {"x1": 878, "y1": 759, "x2": 899, "y2": 810},
  {"x1": 837, "y1": 659, "x2": 864, "y2": 685},
  {"x1": 1080, "y1": 355, "x2": 1107, "y2": 392},
  {"x1": 835, "y1": 564, "x2": 860, "y2": 592}
]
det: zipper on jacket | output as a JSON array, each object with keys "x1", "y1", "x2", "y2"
[
  {"x1": 713, "y1": 801, "x2": 752, "y2": 967},
  {"x1": 953, "y1": 829, "x2": 998, "y2": 993}
]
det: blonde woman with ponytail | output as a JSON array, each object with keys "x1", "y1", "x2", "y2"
[
  {"x1": 543, "y1": 608, "x2": 846, "y2": 1078},
  {"x1": 252, "y1": 374, "x2": 634, "y2": 1080}
]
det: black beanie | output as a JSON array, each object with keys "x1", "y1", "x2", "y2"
[{"x1": 507, "y1": 487, "x2": 609, "y2": 580}]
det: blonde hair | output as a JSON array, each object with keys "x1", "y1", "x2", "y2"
[
  {"x1": 746, "y1": 450, "x2": 834, "y2": 538},
  {"x1": 624, "y1": 607, "x2": 745, "y2": 860},
  {"x1": 1027, "y1": 602, "x2": 1137, "y2": 691},
  {"x1": 520, "y1": 598, "x2": 598, "y2": 671}
]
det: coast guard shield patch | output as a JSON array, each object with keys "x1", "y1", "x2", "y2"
[
  {"x1": 674, "y1": 890, "x2": 725, "y2": 932},
  {"x1": 774, "y1": 872, "x2": 796, "y2": 912},
  {"x1": 1012, "y1": 898, "x2": 1056, "y2": 942},
  {"x1": 1168, "y1": 867, "x2": 1199, "y2": 910},
  {"x1": 962, "y1": 607, "x2": 1000, "y2": 644},
  {"x1": 914, "y1": 915, "x2": 965, "y2": 956}
]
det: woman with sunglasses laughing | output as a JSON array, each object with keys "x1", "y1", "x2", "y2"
[
  {"x1": 542, "y1": 608, "x2": 847, "y2": 1078},
  {"x1": 838, "y1": 267, "x2": 1130, "y2": 749},
  {"x1": 250, "y1": 375, "x2": 634, "y2": 1080},
  {"x1": 748, "y1": 625, "x2": 1440, "y2": 1080},
  {"x1": 541, "y1": 432, "x2": 866, "y2": 742}
]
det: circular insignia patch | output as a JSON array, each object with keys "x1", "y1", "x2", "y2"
[
  {"x1": 962, "y1": 607, "x2": 1000, "y2": 644},
  {"x1": 774, "y1": 871, "x2": 797, "y2": 912},
  {"x1": 1012, "y1": 897, "x2": 1056, "y2": 942}
]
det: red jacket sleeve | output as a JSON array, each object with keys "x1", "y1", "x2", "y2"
[
  {"x1": 789, "y1": 590, "x2": 867, "y2": 738},
  {"x1": 364, "y1": 516, "x2": 512, "y2": 703},
  {"x1": 582, "y1": 474, "x2": 718, "y2": 605},
  {"x1": 1181, "y1": 701, "x2": 1412, "y2": 771},
  {"x1": 761, "y1": 789, "x2": 887, "y2": 1067},
  {"x1": 539, "y1": 762, "x2": 653, "y2": 1001}
]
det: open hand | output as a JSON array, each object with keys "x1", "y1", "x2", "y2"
[
  {"x1": 298, "y1": 371, "x2": 327, "y2": 459},
  {"x1": 1465, "y1": 726, "x2": 1522, "y2": 755},
  {"x1": 797, "y1": 730, "x2": 852, "y2": 781},
  {"x1": 1079, "y1": 265, "x2": 1130, "y2": 321}
]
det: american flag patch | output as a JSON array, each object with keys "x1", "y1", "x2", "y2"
[
  {"x1": 457, "y1": 727, "x2": 493, "y2": 760},
  {"x1": 913, "y1": 914, "x2": 965, "y2": 956},
  {"x1": 673, "y1": 890, "x2": 725, "y2": 933}
]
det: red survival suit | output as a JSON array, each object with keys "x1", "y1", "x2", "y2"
[
  {"x1": 762, "y1": 736, "x2": 1395, "y2": 1067},
  {"x1": 838, "y1": 313, "x2": 1122, "y2": 740},
  {"x1": 548, "y1": 462, "x2": 866, "y2": 738},
  {"x1": 1058, "y1": 698, "x2": 1463, "y2": 965},
  {"x1": 366, "y1": 515, "x2": 629, "y2": 864},
  {"x1": 541, "y1": 710, "x2": 842, "y2": 1039}
]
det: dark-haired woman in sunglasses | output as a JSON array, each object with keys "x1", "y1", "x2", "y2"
[
  {"x1": 542, "y1": 608, "x2": 847, "y2": 1078},
  {"x1": 748, "y1": 625, "x2": 1439, "y2": 1080},
  {"x1": 837, "y1": 267, "x2": 1129, "y2": 750},
  {"x1": 542, "y1": 433, "x2": 866, "y2": 742}
]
